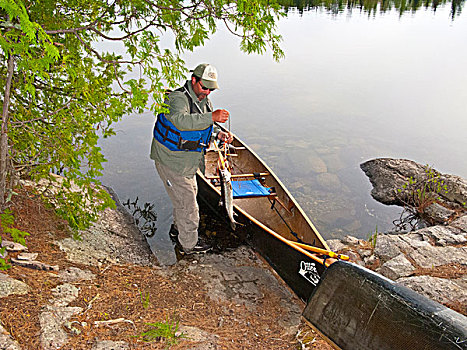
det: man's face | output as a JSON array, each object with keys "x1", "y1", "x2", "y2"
[{"x1": 191, "y1": 77, "x2": 212, "y2": 101}]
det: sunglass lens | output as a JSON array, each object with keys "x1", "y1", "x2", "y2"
[{"x1": 200, "y1": 82, "x2": 215, "y2": 92}]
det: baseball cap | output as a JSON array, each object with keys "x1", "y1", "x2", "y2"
[{"x1": 192, "y1": 63, "x2": 219, "y2": 90}]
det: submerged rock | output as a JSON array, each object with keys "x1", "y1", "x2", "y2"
[
  {"x1": 316, "y1": 173, "x2": 341, "y2": 190},
  {"x1": 285, "y1": 151, "x2": 327, "y2": 175}
]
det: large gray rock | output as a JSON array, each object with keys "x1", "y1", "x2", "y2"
[
  {"x1": 361, "y1": 158, "x2": 467, "y2": 206},
  {"x1": 360, "y1": 158, "x2": 427, "y2": 205},
  {"x1": 0, "y1": 324, "x2": 21, "y2": 350},
  {"x1": 416, "y1": 225, "x2": 467, "y2": 246},
  {"x1": 360, "y1": 158, "x2": 467, "y2": 224},
  {"x1": 91, "y1": 340, "x2": 129, "y2": 350},
  {"x1": 379, "y1": 253, "x2": 415, "y2": 280},
  {"x1": 58, "y1": 206, "x2": 156, "y2": 267},
  {"x1": 397, "y1": 275, "x2": 467, "y2": 306},
  {"x1": 407, "y1": 245, "x2": 467, "y2": 269},
  {"x1": 451, "y1": 215, "x2": 467, "y2": 233},
  {"x1": 0, "y1": 273, "x2": 29, "y2": 298}
]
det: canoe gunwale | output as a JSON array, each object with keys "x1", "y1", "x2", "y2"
[
  {"x1": 198, "y1": 170, "x2": 335, "y2": 267},
  {"x1": 199, "y1": 123, "x2": 332, "y2": 264}
]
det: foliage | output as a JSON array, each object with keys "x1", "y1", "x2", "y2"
[
  {"x1": 393, "y1": 165, "x2": 449, "y2": 231},
  {"x1": 51, "y1": 178, "x2": 116, "y2": 238},
  {"x1": 140, "y1": 289, "x2": 150, "y2": 309},
  {"x1": 0, "y1": 208, "x2": 29, "y2": 246},
  {"x1": 0, "y1": 208, "x2": 29, "y2": 269},
  {"x1": 138, "y1": 314, "x2": 186, "y2": 348},
  {"x1": 367, "y1": 225, "x2": 378, "y2": 251},
  {"x1": 0, "y1": 0, "x2": 285, "y2": 230},
  {"x1": 0, "y1": 244, "x2": 9, "y2": 270}
]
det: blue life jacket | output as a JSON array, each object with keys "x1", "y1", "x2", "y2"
[
  {"x1": 153, "y1": 83, "x2": 213, "y2": 152},
  {"x1": 154, "y1": 113, "x2": 213, "y2": 152}
]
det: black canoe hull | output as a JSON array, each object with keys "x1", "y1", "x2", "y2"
[{"x1": 303, "y1": 261, "x2": 467, "y2": 350}]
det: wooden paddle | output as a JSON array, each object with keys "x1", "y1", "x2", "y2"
[{"x1": 284, "y1": 239, "x2": 350, "y2": 260}]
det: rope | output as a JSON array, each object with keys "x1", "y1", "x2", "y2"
[
  {"x1": 226, "y1": 115, "x2": 234, "y2": 173},
  {"x1": 267, "y1": 197, "x2": 304, "y2": 244}
]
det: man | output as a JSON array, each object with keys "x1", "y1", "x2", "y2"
[{"x1": 150, "y1": 63, "x2": 233, "y2": 254}]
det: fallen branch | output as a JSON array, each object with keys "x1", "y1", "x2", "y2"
[
  {"x1": 80, "y1": 293, "x2": 100, "y2": 315},
  {"x1": 11, "y1": 258, "x2": 59, "y2": 271},
  {"x1": 94, "y1": 318, "x2": 135, "y2": 328}
]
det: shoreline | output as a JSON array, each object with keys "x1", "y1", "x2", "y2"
[
  {"x1": 326, "y1": 158, "x2": 467, "y2": 315},
  {"x1": 0, "y1": 185, "x2": 331, "y2": 349},
  {"x1": 1, "y1": 157, "x2": 466, "y2": 349}
]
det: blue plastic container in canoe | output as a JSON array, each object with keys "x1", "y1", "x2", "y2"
[{"x1": 231, "y1": 179, "x2": 271, "y2": 198}]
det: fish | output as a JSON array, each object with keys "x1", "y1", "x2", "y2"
[{"x1": 218, "y1": 166, "x2": 238, "y2": 230}]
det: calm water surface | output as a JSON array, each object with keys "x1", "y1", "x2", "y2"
[{"x1": 98, "y1": 6, "x2": 467, "y2": 264}]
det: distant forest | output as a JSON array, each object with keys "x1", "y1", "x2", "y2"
[{"x1": 278, "y1": 0, "x2": 464, "y2": 18}]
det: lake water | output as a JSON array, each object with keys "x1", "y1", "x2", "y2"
[{"x1": 98, "y1": 5, "x2": 467, "y2": 264}]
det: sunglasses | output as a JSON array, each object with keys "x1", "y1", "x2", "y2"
[{"x1": 199, "y1": 81, "x2": 215, "y2": 92}]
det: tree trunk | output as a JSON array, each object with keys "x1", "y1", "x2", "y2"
[{"x1": 0, "y1": 54, "x2": 14, "y2": 210}]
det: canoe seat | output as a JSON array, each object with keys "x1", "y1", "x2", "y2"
[{"x1": 232, "y1": 179, "x2": 272, "y2": 198}]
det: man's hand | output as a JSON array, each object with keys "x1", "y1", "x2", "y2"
[
  {"x1": 217, "y1": 131, "x2": 234, "y2": 144},
  {"x1": 212, "y1": 109, "x2": 229, "y2": 123}
]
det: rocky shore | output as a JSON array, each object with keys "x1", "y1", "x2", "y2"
[
  {"x1": 328, "y1": 158, "x2": 467, "y2": 314},
  {"x1": 1, "y1": 158, "x2": 466, "y2": 349},
  {"x1": 0, "y1": 184, "x2": 329, "y2": 349}
]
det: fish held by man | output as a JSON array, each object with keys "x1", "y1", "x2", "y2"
[{"x1": 218, "y1": 166, "x2": 238, "y2": 230}]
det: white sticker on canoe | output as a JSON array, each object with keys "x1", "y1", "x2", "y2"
[{"x1": 299, "y1": 261, "x2": 320, "y2": 286}]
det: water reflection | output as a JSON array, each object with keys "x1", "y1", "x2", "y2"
[
  {"x1": 122, "y1": 197, "x2": 158, "y2": 238},
  {"x1": 279, "y1": 0, "x2": 464, "y2": 18}
]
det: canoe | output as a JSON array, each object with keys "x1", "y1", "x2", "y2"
[
  {"x1": 196, "y1": 124, "x2": 467, "y2": 350},
  {"x1": 196, "y1": 124, "x2": 340, "y2": 301}
]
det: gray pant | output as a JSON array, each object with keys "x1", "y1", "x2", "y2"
[{"x1": 155, "y1": 161, "x2": 199, "y2": 250}]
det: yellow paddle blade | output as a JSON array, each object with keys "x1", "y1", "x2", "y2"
[{"x1": 286, "y1": 240, "x2": 350, "y2": 261}]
